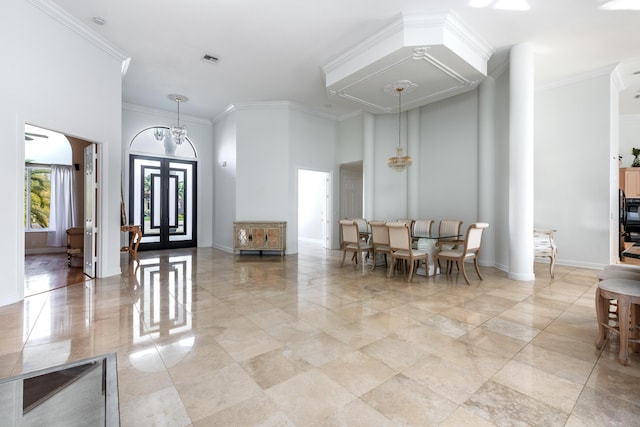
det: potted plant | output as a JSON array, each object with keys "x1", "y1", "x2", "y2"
[{"x1": 633, "y1": 148, "x2": 640, "y2": 167}]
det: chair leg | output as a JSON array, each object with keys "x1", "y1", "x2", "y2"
[
  {"x1": 549, "y1": 255, "x2": 556, "y2": 278},
  {"x1": 423, "y1": 256, "x2": 430, "y2": 278},
  {"x1": 631, "y1": 303, "x2": 640, "y2": 353},
  {"x1": 595, "y1": 288, "x2": 607, "y2": 350},
  {"x1": 618, "y1": 295, "x2": 631, "y2": 366},
  {"x1": 371, "y1": 249, "x2": 377, "y2": 271},
  {"x1": 341, "y1": 250, "x2": 347, "y2": 267},
  {"x1": 460, "y1": 260, "x2": 471, "y2": 285},
  {"x1": 473, "y1": 257, "x2": 483, "y2": 281},
  {"x1": 407, "y1": 260, "x2": 415, "y2": 283}
]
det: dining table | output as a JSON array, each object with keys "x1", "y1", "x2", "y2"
[
  {"x1": 412, "y1": 232, "x2": 462, "y2": 276},
  {"x1": 365, "y1": 230, "x2": 462, "y2": 276}
]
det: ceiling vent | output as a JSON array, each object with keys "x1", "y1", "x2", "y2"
[{"x1": 202, "y1": 54, "x2": 219, "y2": 64}]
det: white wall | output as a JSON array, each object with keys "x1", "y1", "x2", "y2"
[
  {"x1": 234, "y1": 106, "x2": 292, "y2": 252},
  {"x1": 535, "y1": 72, "x2": 614, "y2": 268},
  {"x1": 418, "y1": 92, "x2": 479, "y2": 226},
  {"x1": 373, "y1": 113, "x2": 409, "y2": 220},
  {"x1": 121, "y1": 105, "x2": 214, "y2": 247},
  {"x1": 336, "y1": 114, "x2": 364, "y2": 165},
  {"x1": 212, "y1": 111, "x2": 237, "y2": 252},
  {"x1": 0, "y1": 0, "x2": 125, "y2": 306}
]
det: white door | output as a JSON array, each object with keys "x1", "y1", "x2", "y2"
[
  {"x1": 130, "y1": 155, "x2": 197, "y2": 250},
  {"x1": 83, "y1": 144, "x2": 97, "y2": 277}
]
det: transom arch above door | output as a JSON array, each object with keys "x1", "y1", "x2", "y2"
[{"x1": 129, "y1": 126, "x2": 198, "y2": 159}]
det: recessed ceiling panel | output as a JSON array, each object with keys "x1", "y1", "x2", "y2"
[{"x1": 323, "y1": 11, "x2": 492, "y2": 114}]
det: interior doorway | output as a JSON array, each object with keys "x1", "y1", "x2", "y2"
[
  {"x1": 24, "y1": 124, "x2": 95, "y2": 296},
  {"x1": 298, "y1": 169, "x2": 331, "y2": 249}
]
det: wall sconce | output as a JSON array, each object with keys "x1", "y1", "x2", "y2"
[{"x1": 154, "y1": 128, "x2": 165, "y2": 141}]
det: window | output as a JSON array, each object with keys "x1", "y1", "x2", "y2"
[
  {"x1": 24, "y1": 124, "x2": 72, "y2": 231},
  {"x1": 25, "y1": 166, "x2": 51, "y2": 229}
]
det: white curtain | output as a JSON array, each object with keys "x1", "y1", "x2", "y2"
[{"x1": 47, "y1": 165, "x2": 78, "y2": 247}]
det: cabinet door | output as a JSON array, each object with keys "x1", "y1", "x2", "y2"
[
  {"x1": 265, "y1": 227, "x2": 281, "y2": 249},
  {"x1": 626, "y1": 170, "x2": 640, "y2": 197},
  {"x1": 250, "y1": 227, "x2": 265, "y2": 249},
  {"x1": 235, "y1": 225, "x2": 250, "y2": 249}
]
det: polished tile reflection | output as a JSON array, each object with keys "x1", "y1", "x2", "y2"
[{"x1": 2, "y1": 246, "x2": 640, "y2": 426}]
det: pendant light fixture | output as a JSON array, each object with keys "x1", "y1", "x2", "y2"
[
  {"x1": 385, "y1": 80, "x2": 415, "y2": 172},
  {"x1": 169, "y1": 94, "x2": 188, "y2": 145}
]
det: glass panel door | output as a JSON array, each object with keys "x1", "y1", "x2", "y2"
[{"x1": 130, "y1": 156, "x2": 197, "y2": 250}]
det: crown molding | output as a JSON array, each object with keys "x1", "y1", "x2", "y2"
[
  {"x1": 536, "y1": 63, "x2": 619, "y2": 92},
  {"x1": 337, "y1": 110, "x2": 364, "y2": 122},
  {"x1": 27, "y1": 0, "x2": 130, "y2": 75},
  {"x1": 122, "y1": 103, "x2": 212, "y2": 126},
  {"x1": 611, "y1": 65, "x2": 626, "y2": 92},
  {"x1": 212, "y1": 101, "x2": 340, "y2": 124}
]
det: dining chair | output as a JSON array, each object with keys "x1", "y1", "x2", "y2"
[
  {"x1": 386, "y1": 222, "x2": 429, "y2": 282},
  {"x1": 396, "y1": 219, "x2": 415, "y2": 231},
  {"x1": 339, "y1": 219, "x2": 372, "y2": 268},
  {"x1": 368, "y1": 220, "x2": 391, "y2": 271},
  {"x1": 412, "y1": 219, "x2": 434, "y2": 237},
  {"x1": 436, "y1": 219, "x2": 463, "y2": 271},
  {"x1": 437, "y1": 220, "x2": 463, "y2": 247},
  {"x1": 412, "y1": 219, "x2": 434, "y2": 248},
  {"x1": 434, "y1": 222, "x2": 489, "y2": 285},
  {"x1": 349, "y1": 218, "x2": 370, "y2": 244}
]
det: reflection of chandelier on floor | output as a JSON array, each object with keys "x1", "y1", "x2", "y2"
[
  {"x1": 384, "y1": 80, "x2": 416, "y2": 172},
  {"x1": 169, "y1": 94, "x2": 188, "y2": 145}
]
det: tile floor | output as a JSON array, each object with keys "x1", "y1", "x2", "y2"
[{"x1": 1, "y1": 245, "x2": 639, "y2": 426}]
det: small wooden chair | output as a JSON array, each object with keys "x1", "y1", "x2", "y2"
[
  {"x1": 66, "y1": 227, "x2": 84, "y2": 267},
  {"x1": 595, "y1": 278, "x2": 640, "y2": 365},
  {"x1": 534, "y1": 228, "x2": 558, "y2": 278}
]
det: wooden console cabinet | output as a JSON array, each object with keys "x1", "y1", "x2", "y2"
[
  {"x1": 233, "y1": 221, "x2": 286, "y2": 256},
  {"x1": 620, "y1": 168, "x2": 640, "y2": 197}
]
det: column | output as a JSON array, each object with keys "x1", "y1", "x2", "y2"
[
  {"x1": 363, "y1": 112, "x2": 375, "y2": 219},
  {"x1": 478, "y1": 76, "x2": 496, "y2": 267},
  {"x1": 509, "y1": 43, "x2": 535, "y2": 280},
  {"x1": 408, "y1": 108, "x2": 420, "y2": 218}
]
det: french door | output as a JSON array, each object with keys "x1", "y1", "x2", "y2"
[{"x1": 129, "y1": 155, "x2": 197, "y2": 250}]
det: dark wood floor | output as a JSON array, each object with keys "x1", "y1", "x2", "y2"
[{"x1": 25, "y1": 253, "x2": 90, "y2": 297}]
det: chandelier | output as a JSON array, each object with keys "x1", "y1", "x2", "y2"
[
  {"x1": 169, "y1": 94, "x2": 188, "y2": 145},
  {"x1": 385, "y1": 81, "x2": 415, "y2": 172}
]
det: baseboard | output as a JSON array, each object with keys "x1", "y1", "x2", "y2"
[{"x1": 25, "y1": 247, "x2": 66, "y2": 255}]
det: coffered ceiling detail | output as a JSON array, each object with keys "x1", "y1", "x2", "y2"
[{"x1": 322, "y1": 11, "x2": 493, "y2": 114}]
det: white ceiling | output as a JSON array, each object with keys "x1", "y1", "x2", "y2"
[{"x1": 49, "y1": 0, "x2": 640, "y2": 120}]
